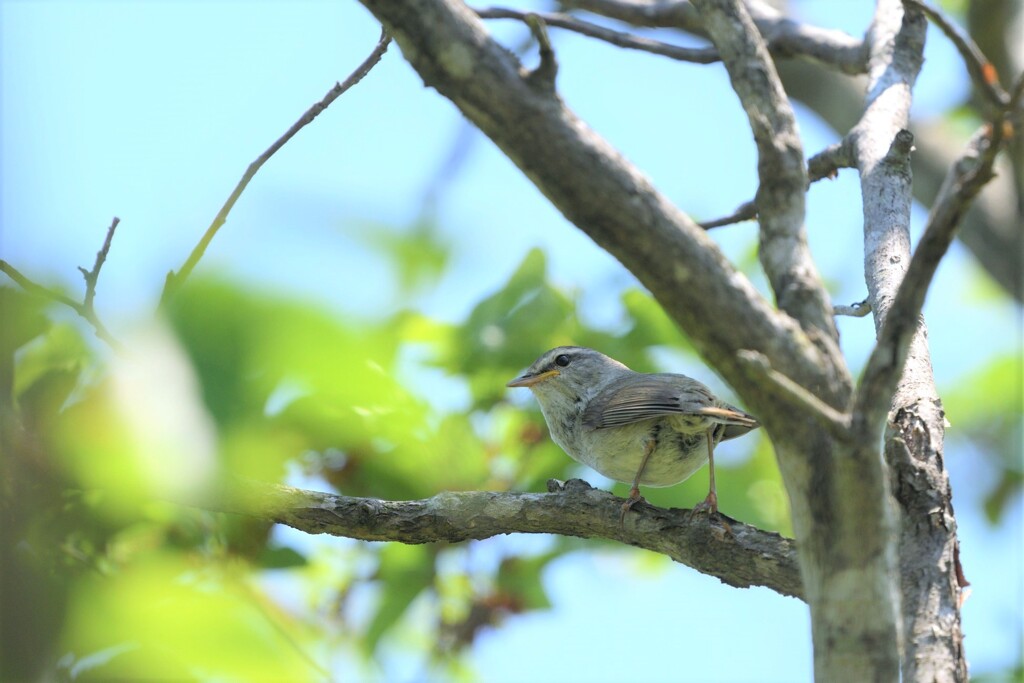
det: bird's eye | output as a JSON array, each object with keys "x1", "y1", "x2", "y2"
[{"x1": 554, "y1": 354, "x2": 571, "y2": 367}]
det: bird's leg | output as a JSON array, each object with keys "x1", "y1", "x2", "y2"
[
  {"x1": 689, "y1": 431, "x2": 724, "y2": 522},
  {"x1": 620, "y1": 438, "x2": 656, "y2": 524}
]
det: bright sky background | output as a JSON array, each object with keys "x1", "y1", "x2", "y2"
[{"x1": 2, "y1": 1, "x2": 1021, "y2": 680}]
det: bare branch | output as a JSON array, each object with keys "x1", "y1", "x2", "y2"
[
  {"x1": 852, "y1": 123, "x2": 1002, "y2": 436},
  {"x1": 850, "y1": 5, "x2": 983, "y2": 676},
  {"x1": 562, "y1": 0, "x2": 703, "y2": 32},
  {"x1": 807, "y1": 139, "x2": 854, "y2": 183},
  {"x1": 697, "y1": 200, "x2": 756, "y2": 229},
  {"x1": 833, "y1": 299, "x2": 871, "y2": 317},
  {"x1": 738, "y1": 350, "x2": 851, "y2": 437},
  {"x1": 692, "y1": 0, "x2": 839, "y2": 346},
  {"x1": 1, "y1": 218, "x2": 124, "y2": 351},
  {"x1": 160, "y1": 28, "x2": 392, "y2": 304},
  {"x1": 77, "y1": 216, "x2": 120, "y2": 311},
  {"x1": 904, "y1": 0, "x2": 1009, "y2": 109},
  {"x1": 1, "y1": 260, "x2": 82, "y2": 312},
  {"x1": 202, "y1": 477, "x2": 803, "y2": 599},
  {"x1": 700, "y1": 141, "x2": 855, "y2": 230},
  {"x1": 476, "y1": 7, "x2": 720, "y2": 64},
  {"x1": 564, "y1": 0, "x2": 868, "y2": 74}
]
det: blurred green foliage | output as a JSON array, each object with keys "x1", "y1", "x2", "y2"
[
  {"x1": 2, "y1": 235, "x2": 1018, "y2": 680},
  {"x1": 941, "y1": 353, "x2": 1024, "y2": 523}
]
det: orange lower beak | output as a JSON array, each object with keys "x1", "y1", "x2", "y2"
[{"x1": 506, "y1": 368, "x2": 560, "y2": 388}]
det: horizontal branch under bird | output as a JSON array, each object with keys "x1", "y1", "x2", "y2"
[{"x1": 200, "y1": 476, "x2": 804, "y2": 599}]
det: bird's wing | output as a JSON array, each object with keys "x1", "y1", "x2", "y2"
[{"x1": 582, "y1": 374, "x2": 759, "y2": 438}]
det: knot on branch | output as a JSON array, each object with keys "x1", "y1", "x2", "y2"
[
  {"x1": 884, "y1": 129, "x2": 916, "y2": 164},
  {"x1": 524, "y1": 14, "x2": 558, "y2": 92}
]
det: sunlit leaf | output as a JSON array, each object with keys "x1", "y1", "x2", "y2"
[{"x1": 60, "y1": 554, "x2": 319, "y2": 680}]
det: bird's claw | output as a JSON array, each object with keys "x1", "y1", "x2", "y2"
[
  {"x1": 688, "y1": 490, "x2": 719, "y2": 518},
  {"x1": 687, "y1": 491, "x2": 733, "y2": 534},
  {"x1": 619, "y1": 488, "x2": 646, "y2": 526}
]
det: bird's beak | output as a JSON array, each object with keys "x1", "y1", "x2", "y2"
[{"x1": 507, "y1": 369, "x2": 560, "y2": 388}]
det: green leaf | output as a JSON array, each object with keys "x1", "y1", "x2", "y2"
[
  {"x1": 439, "y1": 248, "x2": 579, "y2": 407},
  {"x1": 14, "y1": 321, "x2": 87, "y2": 385},
  {"x1": 258, "y1": 546, "x2": 309, "y2": 570},
  {"x1": 17, "y1": 367, "x2": 80, "y2": 427},
  {"x1": 619, "y1": 288, "x2": 692, "y2": 354},
  {"x1": 352, "y1": 218, "x2": 451, "y2": 294},
  {"x1": 495, "y1": 552, "x2": 559, "y2": 611},
  {"x1": 0, "y1": 286, "x2": 49, "y2": 357}
]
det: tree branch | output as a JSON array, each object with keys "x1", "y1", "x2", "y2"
[
  {"x1": 852, "y1": 123, "x2": 1002, "y2": 437},
  {"x1": 692, "y1": 0, "x2": 839, "y2": 347},
  {"x1": 833, "y1": 299, "x2": 871, "y2": 318},
  {"x1": 159, "y1": 28, "x2": 392, "y2": 304},
  {"x1": 850, "y1": 0, "x2": 930, "y2": 435},
  {"x1": 849, "y1": 3, "x2": 974, "y2": 679},
  {"x1": 563, "y1": 0, "x2": 868, "y2": 73},
  {"x1": 476, "y1": 7, "x2": 720, "y2": 64},
  {"x1": 737, "y1": 350, "x2": 850, "y2": 438},
  {"x1": 807, "y1": 139, "x2": 855, "y2": 182},
  {"x1": 697, "y1": 200, "x2": 756, "y2": 229},
  {"x1": 205, "y1": 477, "x2": 803, "y2": 599},
  {"x1": 77, "y1": 216, "x2": 120, "y2": 311},
  {"x1": 904, "y1": 0, "x2": 1009, "y2": 109},
  {"x1": 698, "y1": 140, "x2": 855, "y2": 230},
  {"x1": 1, "y1": 218, "x2": 123, "y2": 351}
]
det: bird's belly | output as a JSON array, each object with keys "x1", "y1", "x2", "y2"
[{"x1": 572, "y1": 424, "x2": 709, "y2": 487}]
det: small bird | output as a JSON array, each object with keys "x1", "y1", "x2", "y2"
[{"x1": 507, "y1": 346, "x2": 759, "y2": 520}]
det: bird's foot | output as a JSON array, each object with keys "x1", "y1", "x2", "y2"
[
  {"x1": 688, "y1": 491, "x2": 733, "y2": 534},
  {"x1": 619, "y1": 486, "x2": 646, "y2": 526},
  {"x1": 690, "y1": 490, "x2": 718, "y2": 517}
]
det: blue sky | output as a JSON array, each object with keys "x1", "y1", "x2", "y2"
[{"x1": 2, "y1": 0, "x2": 1021, "y2": 680}]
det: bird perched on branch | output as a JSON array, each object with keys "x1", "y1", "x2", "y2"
[{"x1": 507, "y1": 346, "x2": 759, "y2": 521}]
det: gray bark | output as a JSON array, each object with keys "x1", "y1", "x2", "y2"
[{"x1": 204, "y1": 477, "x2": 803, "y2": 597}]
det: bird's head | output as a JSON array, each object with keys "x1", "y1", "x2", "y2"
[{"x1": 506, "y1": 346, "x2": 630, "y2": 401}]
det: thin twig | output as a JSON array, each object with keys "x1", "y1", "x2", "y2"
[
  {"x1": 476, "y1": 7, "x2": 720, "y2": 64},
  {"x1": 807, "y1": 139, "x2": 854, "y2": 183},
  {"x1": 903, "y1": 0, "x2": 1008, "y2": 109},
  {"x1": 2, "y1": 243, "x2": 123, "y2": 352},
  {"x1": 565, "y1": 0, "x2": 868, "y2": 74},
  {"x1": 160, "y1": 28, "x2": 392, "y2": 304},
  {"x1": 701, "y1": 141, "x2": 855, "y2": 230},
  {"x1": 698, "y1": 201, "x2": 757, "y2": 229},
  {"x1": 833, "y1": 299, "x2": 871, "y2": 317},
  {"x1": 738, "y1": 350, "x2": 851, "y2": 437},
  {"x1": 78, "y1": 216, "x2": 120, "y2": 310},
  {"x1": 1, "y1": 260, "x2": 81, "y2": 311}
]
